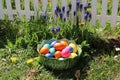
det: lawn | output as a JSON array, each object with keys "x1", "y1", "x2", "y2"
[
  {"x1": 1, "y1": 48, "x2": 120, "y2": 80},
  {"x1": 0, "y1": 17, "x2": 120, "y2": 80},
  {"x1": 0, "y1": 0, "x2": 120, "y2": 80}
]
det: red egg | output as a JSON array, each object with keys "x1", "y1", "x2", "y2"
[
  {"x1": 39, "y1": 46, "x2": 49, "y2": 54},
  {"x1": 54, "y1": 43, "x2": 65, "y2": 51},
  {"x1": 60, "y1": 40, "x2": 69, "y2": 47},
  {"x1": 54, "y1": 51, "x2": 62, "y2": 59}
]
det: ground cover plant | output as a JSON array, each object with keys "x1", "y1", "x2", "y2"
[{"x1": 0, "y1": 0, "x2": 120, "y2": 80}]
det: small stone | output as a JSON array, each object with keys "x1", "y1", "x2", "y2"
[{"x1": 115, "y1": 47, "x2": 120, "y2": 51}]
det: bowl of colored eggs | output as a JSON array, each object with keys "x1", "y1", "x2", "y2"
[{"x1": 37, "y1": 39, "x2": 82, "y2": 70}]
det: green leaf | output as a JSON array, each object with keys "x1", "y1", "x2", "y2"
[
  {"x1": 7, "y1": 40, "x2": 14, "y2": 48},
  {"x1": 81, "y1": 40, "x2": 90, "y2": 48},
  {"x1": 77, "y1": 46, "x2": 82, "y2": 55}
]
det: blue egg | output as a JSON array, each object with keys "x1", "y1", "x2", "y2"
[
  {"x1": 66, "y1": 46, "x2": 73, "y2": 53},
  {"x1": 45, "y1": 53, "x2": 53, "y2": 58},
  {"x1": 49, "y1": 48, "x2": 55, "y2": 55},
  {"x1": 44, "y1": 44, "x2": 50, "y2": 49},
  {"x1": 50, "y1": 40, "x2": 58, "y2": 48},
  {"x1": 58, "y1": 58, "x2": 65, "y2": 60}
]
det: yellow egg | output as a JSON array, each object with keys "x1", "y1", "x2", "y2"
[
  {"x1": 69, "y1": 43, "x2": 77, "y2": 53},
  {"x1": 69, "y1": 53, "x2": 77, "y2": 58}
]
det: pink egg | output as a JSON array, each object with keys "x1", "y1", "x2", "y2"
[{"x1": 61, "y1": 48, "x2": 70, "y2": 58}]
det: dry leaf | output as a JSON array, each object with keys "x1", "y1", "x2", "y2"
[{"x1": 75, "y1": 69, "x2": 80, "y2": 80}]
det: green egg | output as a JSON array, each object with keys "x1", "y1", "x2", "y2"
[
  {"x1": 44, "y1": 44, "x2": 50, "y2": 49},
  {"x1": 49, "y1": 48, "x2": 55, "y2": 55}
]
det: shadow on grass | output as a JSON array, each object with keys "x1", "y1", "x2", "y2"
[
  {"x1": 90, "y1": 36, "x2": 120, "y2": 57},
  {"x1": 44, "y1": 55, "x2": 91, "y2": 80}
]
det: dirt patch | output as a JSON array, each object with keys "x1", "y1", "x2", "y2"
[
  {"x1": 114, "y1": 73, "x2": 120, "y2": 80},
  {"x1": 25, "y1": 68, "x2": 37, "y2": 79}
]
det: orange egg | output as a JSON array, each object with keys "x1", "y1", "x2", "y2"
[
  {"x1": 60, "y1": 40, "x2": 69, "y2": 47},
  {"x1": 39, "y1": 46, "x2": 49, "y2": 54},
  {"x1": 54, "y1": 43, "x2": 65, "y2": 51},
  {"x1": 54, "y1": 51, "x2": 62, "y2": 59}
]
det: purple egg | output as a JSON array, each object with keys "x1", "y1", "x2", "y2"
[
  {"x1": 61, "y1": 48, "x2": 70, "y2": 58},
  {"x1": 66, "y1": 46, "x2": 73, "y2": 53},
  {"x1": 45, "y1": 53, "x2": 53, "y2": 58},
  {"x1": 50, "y1": 40, "x2": 58, "y2": 47}
]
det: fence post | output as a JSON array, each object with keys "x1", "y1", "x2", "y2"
[
  {"x1": 15, "y1": 0, "x2": 22, "y2": 20},
  {"x1": 33, "y1": 0, "x2": 39, "y2": 20},
  {"x1": 6, "y1": 0, "x2": 14, "y2": 20},
  {"x1": 111, "y1": 0, "x2": 119, "y2": 27},
  {"x1": 24, "y1": 0, "x2": 31, "y2": 21},
  {"x1": 52, "y1": 0, "x2": 57, "y2": 21},
  {"x1": 81, "y1": 0, "x2": 87, "y2": 22},
  {"x1": 0, "y1": 0, "x2": 4, "y2": 20},
  {"x1": 71, "y1": 0, "x2": 76, "y2": 25},
  {"x1": 100, "y1": 0, "x2": 108, "y2": 27},
  {"x1": 42, "y1": 0, "x2": 48, "y2": 14},
  {"x1": 91, "y1": 0, "x2": 97, "y2": 26},
  {"x1": 62, "y1": 0, "x2": 67, "y2": 20}
]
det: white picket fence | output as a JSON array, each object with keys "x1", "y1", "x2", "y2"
[{"x1": 0, "y1": 0, "x2": 120, "y2": 27}]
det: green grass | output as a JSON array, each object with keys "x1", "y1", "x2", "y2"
[
  {"x1": 0, "y1": 48, "x2": 120, "y2": 80},
  {"x1": 86, "y1": 53, "x2": 120, "y2": 80},
  {"x1": 0, "y1": 1, "x2": 120, "y2": 80},
  {"x1": 0, "y1": 15, "x2": 120, "y2": 80}
]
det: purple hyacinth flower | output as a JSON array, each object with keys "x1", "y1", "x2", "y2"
[
  {"x1": 86, "y1": 11, "x2": 89, "y2": 16},
  {"x1": 80, "y1": 4, "x2": 83, "y2": 9},
  {"x1": 76, "y1": 2, "x2": 80, "y2": 7},
  {"x1": 56, "y1": 6, "x2": 59, "y2": 12},
  {"x1": 43, "y1": 14, "x2": 46, "y2": 20},
  {"x1": 84, "y1": 13, "x2": 88, "y2": 21},
  {"x1": 62, "y1": 6, "x2": 65, "y2": 12},
  {"x1": 68, "y1": 4, "x2": 72, "y2": 10},
  {"x1": 88, "y1": 2, "x2": 91, "y2": 6},
  {"x1": 55, "y1": 9, "x2": 59, "y2": 16},
  {"x1": 84, "y1": 6, "x2": 87, "y2": 11},
  {"x1": 56, "y1": 26, "x2": 60, "y2": 32},
  {"x1": 63, "y1": 17, "x2": 66, "y2": 22},
  {"x1": 88, "y1": 13, "x2": 92, "y2": 19},
  {"x1": 59, "y1": 12, "x2": 63, "y2": 19},
  {"x1": 51, "y1": 27, "x2": 55, "y2": 33},
  {"x1": 73, "y1": 11, "x2": 76, "y2": 16},
  {"x1": 67, "y1": 10, "x2": 70, "y2": 17}
]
